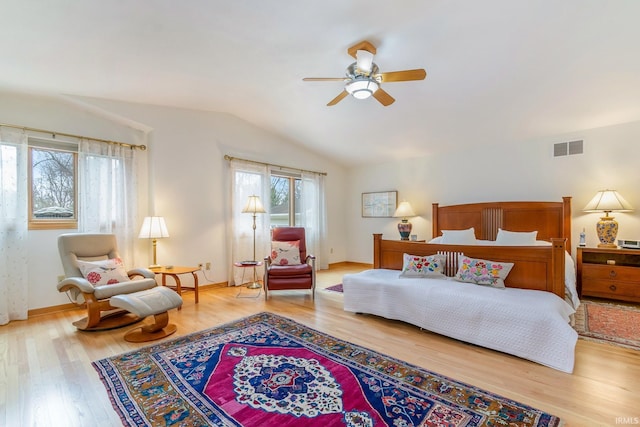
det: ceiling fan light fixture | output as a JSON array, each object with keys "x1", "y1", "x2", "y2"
[
  {"x1": 356, "y1": 49, "x2": 374, "y2": 74},
  {"x1": 345, "y1": 78, "x2": 379, "y2": 99}
]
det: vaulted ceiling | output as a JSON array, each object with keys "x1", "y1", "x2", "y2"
[{"x1": 2, "y1": 1, "x2": 640, "y2": 166}]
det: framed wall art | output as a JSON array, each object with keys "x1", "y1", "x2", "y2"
[{"x1": 362, "y1": 191, "x2": 397, "y2": 218}]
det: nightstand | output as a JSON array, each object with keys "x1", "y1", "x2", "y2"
[{"x1": 576, "y1": 247, "x2": 640, "y2": 303}]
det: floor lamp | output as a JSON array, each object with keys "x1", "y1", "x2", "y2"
[
  {"x1": 138, "y1": 216, "x2": 170, "y2": 268},
  {"x1": 242, "y1": 195, "x2": 266, "y2": 288}
]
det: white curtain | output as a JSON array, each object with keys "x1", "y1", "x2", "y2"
[
  {"x1": 228, "y1": 160, "x2": 270, "y2": 286},
  {"x1": 299, "y1": 171, "x2": 329, "y2": 269},
  {"x1": 0, "y1": 127, "x2": 29, "y2": 325},
  {"x1": 78, "y1": 139, "x2": 140, "y2": 266}
]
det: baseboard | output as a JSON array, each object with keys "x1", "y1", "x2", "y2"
[
  {"x1": 328, "y1": 261, "x2": 372, "y2": 269},
  {"x1": 28, "y1": 302, "x2": 79, "y2": 317},
  {"x1": 200, "y1": 281, "x2": 228, "y2": 290}
]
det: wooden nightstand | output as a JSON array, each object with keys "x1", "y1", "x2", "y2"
[{"x1": 576, "y1": 247, "x2": 640, "y2": 303}]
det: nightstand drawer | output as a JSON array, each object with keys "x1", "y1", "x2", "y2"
[
  {"x1": 582, "y1": 264, "x2": 640, "y2": 282},
  {"x1": 582, "y1": 279, "x2": 640, "y2": 299}
]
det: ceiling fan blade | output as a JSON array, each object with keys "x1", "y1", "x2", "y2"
[
  {"x1": 327, "y1": 90, "x2": 349, "y2": 106},
  {"x1": 347, "y1": 40, "x2": 376, "y2": 59},
  {"x1": 303, "y1": 77, "x2": 347, "y2": 82},
  {"x1": 378, "y1": 69, "x2": 427, "y2": 83},
  {"x1": 372, "y1": 88, "x2": 395, "y2": 106}
]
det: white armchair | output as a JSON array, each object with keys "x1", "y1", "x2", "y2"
[{"x1": 57, "y1": 233, "x2": 162, "y2": 331}]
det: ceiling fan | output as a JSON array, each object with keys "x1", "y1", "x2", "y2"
[{"x1": 303, "y1": 40, "x2": 427, "y2": 107}]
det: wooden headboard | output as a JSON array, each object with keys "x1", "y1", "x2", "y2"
[
  {"x1": 432, "y1": 196, "x2": 572, "y2": 248},
  {"x1": 373, "y1": 198, "x2": 572, "y2": 299}
]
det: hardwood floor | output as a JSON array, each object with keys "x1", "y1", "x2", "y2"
[{"x1": 1, "y1": 263, "x2": 639, "y2": 426}]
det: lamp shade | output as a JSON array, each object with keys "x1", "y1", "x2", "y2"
[
  {"x1": 138, "y1": 216, "x2": 170, "y2": 239},
  {"x1": 242, "y1": 195, "x2": 266, "y2": 214},
  {"x1": 583, "y1": 190, "x2": 633, "y2": 213},
  {"x1": 393, "y1": 201, "x2": 416, "y2": 219},
  {"x1": 356, "y1": 49, "x2": 374, "y2": 73}
]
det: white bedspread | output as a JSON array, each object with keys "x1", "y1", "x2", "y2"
[{"x1": 343, "y1": 269, "x2": 578, "y2": 373}]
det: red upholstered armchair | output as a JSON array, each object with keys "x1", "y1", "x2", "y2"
[{"x1": 263, "y1": 227, "x2": 316, "y2": 299}]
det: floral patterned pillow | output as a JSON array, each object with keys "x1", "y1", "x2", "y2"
[
  {"x1": 454, "y1": 255, "x2": 513, "y2": 288},
  {"x1": 270, "y1": 240, "x2": 301, "y2": 266},
  {"x1": 399, "y1": 253, "x2": 446, "y2": 278},
  {"x1": 77, "y1": 257, "x2": 130, "y2": 285}
]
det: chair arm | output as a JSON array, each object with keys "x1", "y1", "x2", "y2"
[
  {"x1": 264, "y1": 256, "x2": 272, "y2": 268},
  {"x1": 57, "y1": 277, "x2": 94, "y2": 294},
  {"x1": 305, "y1": 254, "x2": 316, "y2": 267},
  {"x1": 128, "y1": 267, "x2": 156, "y2": 279}
]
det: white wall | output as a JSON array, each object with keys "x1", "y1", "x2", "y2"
[
  {"x1": 346, "y1": 120, "x2": 640, "y2": 263},
  {"x1": 1, "y1": 90, "x2": 347, "y2": 310}
]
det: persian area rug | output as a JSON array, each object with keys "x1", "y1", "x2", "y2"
[
  {"x1": 93, "y1": 312, "x2": 560, "y2": 427},
  {"x1": 324, "y1": 283, "x2": 343, "y2": 293},
  {"x1": 573, "y1": 298, "x2": 640, "y2": 350}
]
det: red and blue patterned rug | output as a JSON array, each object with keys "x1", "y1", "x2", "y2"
[
  {"x1": 574, "y1": 298, "x2": 640, "y2": 350},
  {"x1": 93, "y1": 312, "x2": 560, "y2": 426}
]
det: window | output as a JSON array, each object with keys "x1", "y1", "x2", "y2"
[
  {"x1": 28, "y1": 138, "x2": 78, "y2": 230},
  {"x1": 270, "y1": 173, "x2": 301, "y2": 226}
]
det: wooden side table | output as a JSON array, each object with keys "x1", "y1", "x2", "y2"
[{"x1": 150, "y1": 266, "x2": 199, "y2": 304}]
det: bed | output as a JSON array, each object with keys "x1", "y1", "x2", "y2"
[{"x1": 343, "y1": 197, "x2": 579, "y2": 373}]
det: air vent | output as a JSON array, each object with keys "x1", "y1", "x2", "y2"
[
  {"x1": 568, "y1": 140, "x2": 583, "y2": 155},
  {"x1": 554, "y1": 140, "x2": 583, "y2": 157}
]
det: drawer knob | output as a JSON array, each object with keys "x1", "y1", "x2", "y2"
[
  {"x1": 609, "y1": 284, "x2": 617, "y2": 291},
  {"x1": 609, "y1": 270, "x2": 617, "y2": 278}
]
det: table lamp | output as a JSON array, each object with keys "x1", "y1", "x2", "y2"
[
  {"x1": 393, "y1": 201, "x2": 416, "y2": 240},
  {"x1": 583, "y1": 190, "x2": 633, "y2": 248},
  {"x1": 138, "y1": 216, "x2": 170, "y2": 268}
]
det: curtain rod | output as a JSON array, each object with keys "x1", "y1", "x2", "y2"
[
  {"x1": 224, "y1": 154, "x2": 327, "y2": 176},
  {"x1": 0, "y1": 122, "x2": 147, "y2": 150}
]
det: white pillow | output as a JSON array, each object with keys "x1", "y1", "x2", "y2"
[
  {"x1": 270, "y1": 240, "x2": 301, "y2": 266},
  {"x1": 440, "y1": 227, "x2": 477, "y2": 244},
  {"x1": 495, "y1": 228, "x2": 537, "y2": 245},
  {"x1": 77, "y1": 258, "x2": 129, "y2": 286},
  {"x1": 430, "y1": 235, "x2": 494, "y2": 245}
]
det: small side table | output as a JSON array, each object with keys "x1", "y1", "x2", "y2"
[
  {"x1": 150, "y1": 266, "x2": 199, "y2": 304},
  {"x1": 234, "y1": 261, "x2": 263, "y2": 298}
]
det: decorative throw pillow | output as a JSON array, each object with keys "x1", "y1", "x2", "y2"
[
  {"x1": 399, "y1": 253, "x2": 446, "y2": 278},
  {"x1": 77, "y1": 257, "x2": 129, "y2": 286},
  {"x1": 270, "y1": 240, "x2": 301, "y2": 266},
  {"x1": 495, "y1": 228, "x2": 538, "y2": 245},
  {"x1": 454, "y1": 255, "x2": 513, "y2": 288},
  {"x1": 440, "y1": 227, "x2": 477, "y2": 244}
]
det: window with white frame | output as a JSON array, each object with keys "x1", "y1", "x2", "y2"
[{"x1": 28, "y1": 138, "x2": 78, "y2": 230}]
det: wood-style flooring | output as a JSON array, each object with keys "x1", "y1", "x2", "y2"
[{"x1": 1, "y1": 263, "x2": 639, "y2": 426}]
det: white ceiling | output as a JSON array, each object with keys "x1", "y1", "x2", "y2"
[{"x1": 2, "y1": 1, "x2": 640, "y2": 166}]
